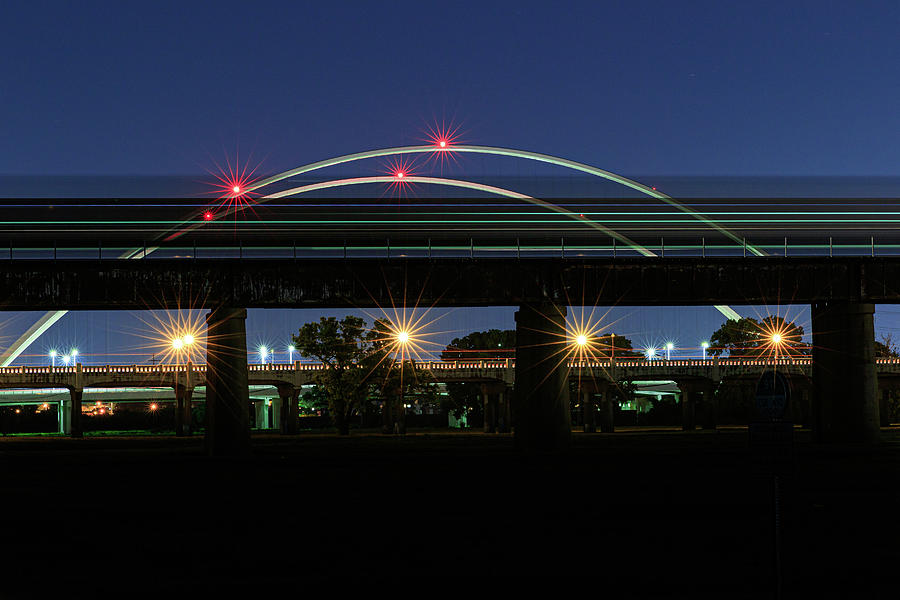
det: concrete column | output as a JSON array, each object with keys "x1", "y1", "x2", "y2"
[
  {"x1": 811, "y1": 301, "x2": 879, "y2": 443},
  {"x1": 582, "y1": 389, "x2": 596, "y2": 433},
  {"x1": 204, "y1": 306, "x2": 250, "y2": 456},
  {"x1": 270, "y1": 397, "x2": 282, "y2": 431},
  {"x1": 174, "y1": 385, "x2": 193, "y2": 437},
  {"x1": 277, "y1": 386, "x2": 297, "y2": 434},
  {"x1": 513, "y1": 303, "x2": 571, "y2": 451},
  {"x1": 699, "y1": 382, "x2": 717, "y2": 430},
  {"x1": 68, "y1": 388, "x2": 83, "y2": 438},
  {"x1": 497, "y1": 389, "x2": 511, "y2": 433},
  {"x1": 879, "y1": 387, "x2": 892, "y2": 427},
  {"x1": 58, "y1": 398, "x2": 70, "y2": 435},
  {"x1": 598, "y1": 383, "x2": 615, "y2": 432},
  {"x1": 254, "y1": 400, "x2": 269, "y2": 430},
  {"x1": 681, "y1": 389, "x2": 695, "y2": 431},
  {"x1": 482, "y1": 384, "x2": 496, "y2": 433}
]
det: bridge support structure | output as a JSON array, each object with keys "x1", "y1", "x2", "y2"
[
  {"x1": 876, "y1": 376, "x2": 900, "y2": 427},
  {"x1": 204, "y1": 307, "x2": 251, "y2": 457},
  {"x1": 481, "y1": 383, "x2": 508, "y2": 433},
  {"x1": 676, "y1": 379, "x2": 715, "y2": 431},
  {"x1": 513, "y1": 303, "x2": 571, "y2": 451},
  {"x1": 174, "y1": 362, "x2": 195, "y2": 437},
  {"x1": 277, "y1": 384, "x2": 300, "y2": 435},
  {"x1": 174, "y1": 385, "x2": 194, "y2": 436},
  {"x1": 578, "y1": 378, "x2": 611, "y2": 433},
  {"x1": 811, "y1": 301, "x2": 879, "y2": 443}
]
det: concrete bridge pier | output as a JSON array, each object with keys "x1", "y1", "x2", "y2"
[
  {"x1": 277, "y1": 385, "x2": 300, "y2": 435},
  {"x1": 482, "y1": 383, "x2": 496, "y2": 433},
  {"x1": 676, "y1": 380, "x2": 713, "y2": 431},
  {"x1": 581, "y1": 388, "x2": 596, "y2": 433},
  {"x1": 513, "y1": 303, "x2": 571, "y2": 451},
  {"x1": 698, "y1": 380, "x2": 717, "y2": 430},
  {"x1": 254, "y1": 400, "x2": 271, "y2": 430},
  {"x1": 67, "y1": 388, "x2": 83, "y2": 437},
  {"x1": 498, "y1": 386, "x2": 512, "y2": 433},
  {"x1": 579, "y1": 379, "x2": 610, "y2": 433},
  {"x1": 599, "y1": 384, "x2": 615, "y2": 432},
  {"x1": 811, "y1": 301, "x2": 879, "y2": 443},
  {"x1": 481, "y1": 383, "x2": 507, "y2": 433},
  {"x1": 174, "y1": 385, "x2": 193, "y2": 437},
  {"x1": 204, "y1": 307, "x2": 250, "y2": 457},
  {"x1": 270, "y1": 397, "x2": 282, "y2": 431}
]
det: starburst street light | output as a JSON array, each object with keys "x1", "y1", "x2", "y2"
[
  {"x1": 288, "y1": 344, "x2": 295, "y2": 364},
  {"x1": 646, "y1": 347, "x2": 658, "y2": 360},
  {"x1": 576, "y1": 334, "x2": 588, "y2": 347},
  {"x1": 396, "y1": 331, "x2": 410, "y2": 345},
  {"x1": 665, "y1": 342, "x2": 675, "y2": 360},
  {"x1": 62, "y1": 354, "x2": 71, "y2": 366},
  {"x1": 49, "y1": 349, "x2": 57, "y2": 367},
  {"x1": 701, "y1": 341, "x2": 710, "y2": 360},
  {"x1": 259, "y1": 346, "x2": 268, "y2": 364}
]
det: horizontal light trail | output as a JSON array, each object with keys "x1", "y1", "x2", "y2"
[{"x1": 246, "y1": 144, "x2": 765, "y2": 257}]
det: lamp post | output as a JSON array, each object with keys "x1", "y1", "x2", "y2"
[
  {"x1": 288, "y1": 344, "x2": 295, "y2": 364},
  {"x1": 701, "y1": 341, "x2": 709, "y2": 360},
  {"x1": 259, "y1": 346, "x2": 268, "y2": 365},
  {"x1": 71, "y1": 349, "x2": 78, "y2": 364},
  {"x1": 49, "y1": 349, "x2": 57, "y2": 367},
  {"x1": 666, "y1": 342, "x2": 674, "y2": 361}
]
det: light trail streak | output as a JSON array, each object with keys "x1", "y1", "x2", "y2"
[{"x1": 245, "y1": 144, "x2": 765, "y2": 257}]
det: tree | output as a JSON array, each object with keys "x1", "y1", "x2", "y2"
[
  {"x1": 298, "y1": 385, "x2": 329, "y2": 416},
  {"x1": 292, "y1": 316, "x2": 374, "y2": 435},
  {"x1": 441, "y1": 329, "x2": 515, "y2": 361},
  {"x1": 875, "y1": 333, "x2": 899, "y2": 358},
  {"x1": 708, "y1": 316, "x2": 806, "y2": 358},
  {"x1": 590, "y1": 333, "x2": 644, "y2": 359}
]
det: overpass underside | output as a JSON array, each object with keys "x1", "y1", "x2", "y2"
[{"x1": 1, "y1": 256, "x2": 892, "y2": 452}]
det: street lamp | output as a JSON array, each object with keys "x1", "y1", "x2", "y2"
[
  {"x1": 646, "y1": 347, "x2": 657, "y2": 360},
  {"x1": 701, "y1": 341, "x2": 710, "y2": 360},
  {"x1": 259, "y1": 346, "x2": 268, "y2": 364},
  {"x1": 49, "y1": 349, "x2": 57, "y2": 367},
  {"x1": 665, "y1": 342, "x2": 674, "y2": 361},
  {"x1": 288, "y1": 344, "x2": 295, "y2": 364},
  {"x1": 71, "y1": 349, "x2": 78, "y2": 363},
  {"x1": 576, "y1": 334, "x2": 588, "y2": 347},
  {"x1": 62, "y1": 354, "x2": 71, "y2": 366}
]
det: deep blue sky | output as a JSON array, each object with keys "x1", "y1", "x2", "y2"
[
  {"x1": 2, "y1": 1, "x2": 898, "y2": 176},
  {"x1": 2, "y1": 1, "x2": 899, "y2": 364}
]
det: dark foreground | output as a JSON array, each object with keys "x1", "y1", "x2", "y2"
[{"x1": 1, "y1": 428, "x2": 898, "y2": 596}]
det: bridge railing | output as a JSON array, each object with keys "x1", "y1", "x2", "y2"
[
  {"x1": 4, "y1": 237, "x2": 900, "y2": 261},
  {"x1": 4, "y1": 357, "x2": 900, "y2": 376}
]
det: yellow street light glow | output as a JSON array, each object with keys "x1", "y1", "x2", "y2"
[
  {"x1": 576, "y1": 334, "x2": 588, "y2": 347},
  {"x1": 172, "y1": 338, "x2": 184, "y2": 350},
  {"x1": 396, "y1": 331, "x2": 410, "y2": 344},
  {"x1": 771, "y1": 333, "x2": 783, "y2": 344},
  {"x1": 182, "y1": 334, "x2": 194, "y2": 345}
]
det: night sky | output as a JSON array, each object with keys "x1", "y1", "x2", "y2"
[{"x1": 1, "y1": 1, "x2": 899, "y2": 364}]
